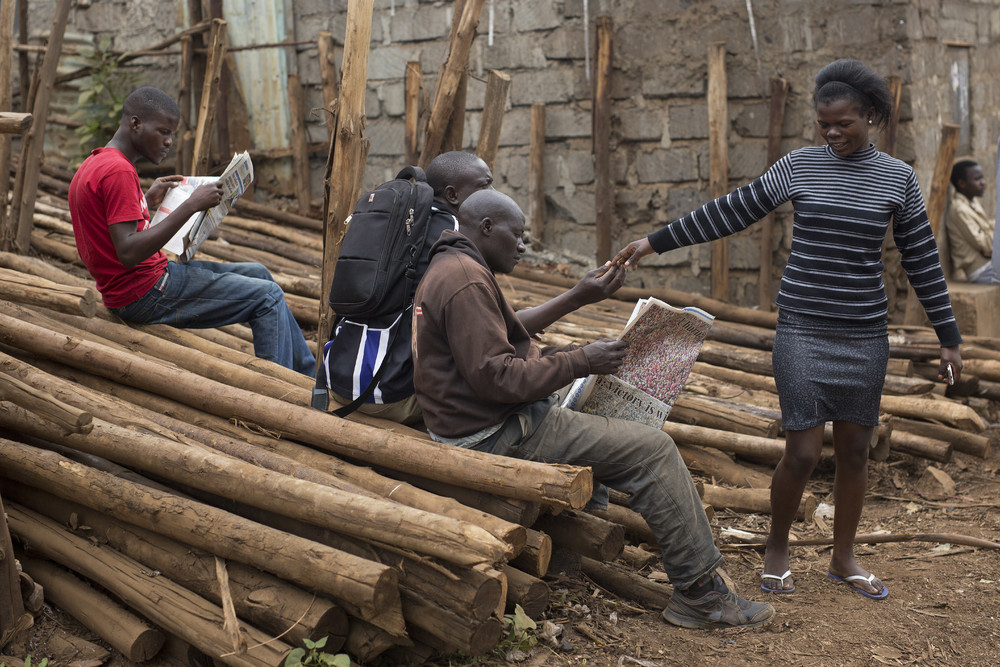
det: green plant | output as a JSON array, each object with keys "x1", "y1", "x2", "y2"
[
  {"x1": 283, "y1": 636, "x2": 350, "y2": 667},
  {"x1": 502, "y1": 604, "x2": 538, "y2": 652},
  {"x1": 1, "y1": 657, "x2": 49, "y2": 667},
  {"x1": 71, "y1": 35, "x2": 136, "y2": 164}
]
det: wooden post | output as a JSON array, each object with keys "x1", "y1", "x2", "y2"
[
  {"x1": 176, "y1": 35, "x2": 195, "y2": 174},
  {"x1": 317, "y1": 31, "x2": 340, "y2": 143},
  {"x1": 475, "y1": 69, "x2": 510, "y2": 172},
  {"x1": 288, "y1": 73, "x2": 312, "y2": 215},
  {"x1": 528, "y1": 103, "x2": 546, "y2": 249},
  {"x1": 404, "y1": 61, "x2": 422, "y2": 164},
  {"x1": 16, "y1": 0, "x2": 28, "y2": 112},
  {"x1": 0, "y1": 494, "x2": 32, "y2": 649},
  {"x1": 440, "y1": 0, "x2": 468, "y2": 154},
  {"x1": 707, "y1": 41, "x2": 729, "y2": 301},
  {"x1": 208, "y1": 0, "x2": 231, "y2": 162},
  {"x1": 0, "y1": 0, "x2": 17, "y2": 247},
  {"x1": 318, "y1": 0, "x2": 375, "y2": 351},
  {"x1": 758, "y1": 77, "x2": 787, "y2": 311},
  {"x1": 419, "y1": 0, "x2": 486, "y2": 167},
  {"x1": 7, "y1": 0, "x2": 70, "y2": 254},
  {"x1": 883, "y1": 76, "x2": 902, "y2": 158},
  {"x1": 593, "y1": 15, "x2": 613, "y2": 264},
  {"x1": 191, "y1": 19, "x2": 227, "y2": 176},
  {"x1": 903, "y1": 124, "x2": 959, "y2": 325}
]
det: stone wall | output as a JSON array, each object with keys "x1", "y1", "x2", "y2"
[{"x1": 20, "y1": 0, "x2": 1000, "y2": 315}]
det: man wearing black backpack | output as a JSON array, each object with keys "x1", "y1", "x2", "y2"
[{"x1": 321, "y1": 151, "x2": 495, "y2": 423}]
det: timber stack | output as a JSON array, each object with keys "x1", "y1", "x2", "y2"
[{"x1": 0, "y1": 164, "x2": 996, "y2": 665}]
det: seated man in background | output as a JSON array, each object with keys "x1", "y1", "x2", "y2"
[
  {"x1": 69, "y1": 87, "x2": 315, "y2": 375},
  {"x1": 412, "y1": 189, "x2": 775, "y2": 630},
  {"x1": 946, "y1": 159, "x2": 996, "y2": 283}
]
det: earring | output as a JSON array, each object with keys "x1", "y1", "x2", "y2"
[{"x1": 868, "y1": 119, "x2": 873, "y2": 125}]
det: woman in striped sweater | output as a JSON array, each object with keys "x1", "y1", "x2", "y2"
[{"x1": 614, "y1": 59, "x2": 962, "y2": 600}]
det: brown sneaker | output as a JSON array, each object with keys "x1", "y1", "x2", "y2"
[{"x1": 662, "y1": 588, "x2": 775, "y2": 629}]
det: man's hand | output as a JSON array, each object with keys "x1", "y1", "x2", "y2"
[
  {"x1": 573, "y1": 262, "x2": 628, "y2": 304},
  {"x1": 145, "y1": 175, "x2": 184, "y2": 210},
  {"x1": 582, "y1": 338, "x2": 628, "y2": 375},
  {"x1": 612, "y1": 237, "x2": 654, "y2": 269},
  {"x1": 188, "y1": 182, "x2": 224, "y2": 212}
]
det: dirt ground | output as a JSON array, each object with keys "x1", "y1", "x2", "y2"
[{"x1": 6, "y1": 419, "x2": 1000, "y2": 667}]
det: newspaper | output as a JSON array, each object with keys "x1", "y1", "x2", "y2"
[
  {"x1": 150, "y1": 151, "x2": 254, "y2": 262},
  {"x1": 562, "y1": 297, "x2": 714, "y2": 428}
]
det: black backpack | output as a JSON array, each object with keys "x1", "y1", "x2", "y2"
[{"x1": 311, "y1": 166, "x2": 435, "y2": 415}]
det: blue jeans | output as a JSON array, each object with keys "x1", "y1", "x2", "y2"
[
  {"x1": 475, "y1": 400, "x2": 723, "y2": 589},
  {"x1": 112, "y1": 261, "x2": 315, "y2": 376}
]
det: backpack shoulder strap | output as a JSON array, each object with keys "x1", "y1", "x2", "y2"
[{"x1": 396, "y1": 165, "x2": 426, "y2": 182}]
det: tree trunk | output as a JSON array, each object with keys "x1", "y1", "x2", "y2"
[
  {"x1": 6, "y1": 482, "x2": 347, "y2": 651},
  {"x1": 6, "y1": 504, "x2": 291, "y2": 667},
  {"x1": 0, "y1": 438, "x2": 400, "y2": 630},
  {"x1": 699, "y1": 483, "x2": 817, "y2": 521},
  {"x1": 17, "y1": 555, "x2": 165, "y2": 661},
  {"x1": 580, "y1": 557, "x2": 673, "y2": 610},
  {"x1": 662, "y1": 421, "x2": 786, "y2": 462},
  {"x1": 0, "y1": 310, "x2": 593, "y2": 510},
  {"x1": 893, "y1": 417, "x2": 989, "y2": 459},
  {"x1": 502, "y1": 566, "x2": 549, "y2": 618},
  {"x1": 509, "y1": 528, "x2": 552, "y2": 578},
  {"x1": 533, "y1": 510, "x2": 624, "y2": 562}
]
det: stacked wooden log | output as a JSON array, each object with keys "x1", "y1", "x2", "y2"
[{"x1": 0, "y1": 165, "x2": 995, "y2": 665}]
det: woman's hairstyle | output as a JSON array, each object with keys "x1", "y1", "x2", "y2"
[{"x1": 813, "y1": 59, "x2": 893, "y2": 131}]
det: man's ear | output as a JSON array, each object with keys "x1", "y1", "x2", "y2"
[
  {"x1": 444, "y1": 185, "x2": 459, "y2": 206},
  {"x1": 480, "y1": 216, "x2": 494, "y2": 236},
  {"x1": 128, "y1": 115, "x2": 142, "y2": 132}
]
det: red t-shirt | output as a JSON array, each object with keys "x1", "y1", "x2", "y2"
[{"x1": 69, "y1": 147, "x2": 166, "y2": 308}]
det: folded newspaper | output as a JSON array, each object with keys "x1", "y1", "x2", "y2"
[
  {"x1": 150, "y1": 151, "x2": 253, "y2": 262},
  {"x1": 561, "y1": 297, "x2": 714, "y2": 428}
]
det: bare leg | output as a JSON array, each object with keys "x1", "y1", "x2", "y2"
[
  {"x1": 828, "y1": 420, "x2": 884, "y2": 595},
  {"x1": 763, "y1": 424, "x2": 824, "y2": 590}
]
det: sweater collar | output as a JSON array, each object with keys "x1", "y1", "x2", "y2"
[{"x1": 824, "y1": 143, "x2": 878, "y2": 163}]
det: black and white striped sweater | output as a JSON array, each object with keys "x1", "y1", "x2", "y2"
[{"x1": 647, "y1": 144, "x2": 962, "y2": 347}]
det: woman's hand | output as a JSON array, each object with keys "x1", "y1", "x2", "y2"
[
  {"x1": 145, "y1": 175, "x2": 184, "y2": 210},
  {"x1": 612, "y1": 238, "x2": 654, "y2": 269},
  {"x1": 938, "y1": 345, "x2": 962, "y2": 386}
]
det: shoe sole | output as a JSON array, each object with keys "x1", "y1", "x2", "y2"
[{"x1": 661, "y1": 605, "x2": 775, "y2": 630}]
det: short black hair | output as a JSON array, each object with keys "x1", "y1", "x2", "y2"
[
  {"x1": 813, "y1": 59, "x2": 893, "y2": 131},
  {"x1": 122, "y1": 87, "x2": 180, "y2": 122},
  {"x1": 951, "y1": 160, "x2": 979, "y2": 188},
  {"x1": 426, "y1": 151, "x2": 484, "y2": 198}
]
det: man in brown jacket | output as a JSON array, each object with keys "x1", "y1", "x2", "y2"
[{"x1": 412, "y1": 189, "x2": 775, "y2": 630}]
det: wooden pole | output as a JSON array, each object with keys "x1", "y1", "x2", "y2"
[
  {"x1": 419, "y1": 0, "x2": 486, "y2": 166},
  {"x1": 903, "y1": 123, "x2": 959, "y2": 324},
  {"x1": 593, "y1": 15, "x2": 613, "y2": 264},
  {"x1": 18, "y1": 555, "x2": 165, "y2": 661},
  {"x1": 191, "y1": 19, "x2": 227, "y2": 176},
  {"x1": 0, "y1": 494, "x2": 32, "y2": 649},
  {"x1": 528, "y1": 103, "x2": 546, "y2": 249},
  {"x1": 177, "y1": 35, "x2": 195, "y2": 174},
  {"x1": 700, "y1": 483, "x2": 817, "y2": 521},
  {"x1": 707, "y1": 41, "x2": 729, "y2": 301},
  {"x1": 0, "y1": 113, "x2": 32, "y2": 134},
  {"x1": 0, "y1": 2, "x2": 17, "y2": 240},
  {"x1": 0, "y1": 312, "x2": 593, "y2": 509},
  {"x1": 882, "y1": 76, "x2": 902, "y2": 158},
  {"x1": 580, "y1": 557, "x2": 673, "y2": 610},
  {"x1": 288, "y1": 73, "x2": 312, "y2": 215},
  {"x1": 8, "y1": 0, "x2": 71, "y2": 254},
  {"x1": 0, "y1": 0, "x2": 19, "y2": 247},
  {"x1": 16, "y1": 0, "x2": 28, "y2": 112},
  {"x1": 440, "y1": 0, "x2": 469, "y2": 154},
  {"x1": 317, "y1": 32, "x2": 340, "y2": 143},
  {"x1": 0, "y1": 371, "x2": 92, "y2": 434},
  {"x1": 318, "y1": 0, "x2": 374, "y2": 351},
  {"x1": 405, "y1": 61, "x2": 422, "y2": 164},
  {"x1": 8, "y1": 483, "x2": 347, "y2": 651},
  {"x1": 533, "y1": 509, "x2": 624, "y2": 562},
  {"x1": 475, "y1": 69, "x2": 510, "y2": 172},
  {"x1": 6, "y1": 503, "x2": 292, "y2": 667},
  {"x1": 208, "y1": 0, "x2": 231, "y2": 164},
  {"x1": 0, "y1": 437, "x2": 400, "y2": 628},
  {"x1": 758, "y1": 77, "x2": 787, "y2": 310}
]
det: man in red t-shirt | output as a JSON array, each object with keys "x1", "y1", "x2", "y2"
[{"x1": 69, "y1": 87, "x2": 315, "y2": 374}]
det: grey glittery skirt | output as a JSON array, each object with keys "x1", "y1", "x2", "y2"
[{"x1": 772, "y1": 309, "x2": 888, "y2": 430}]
